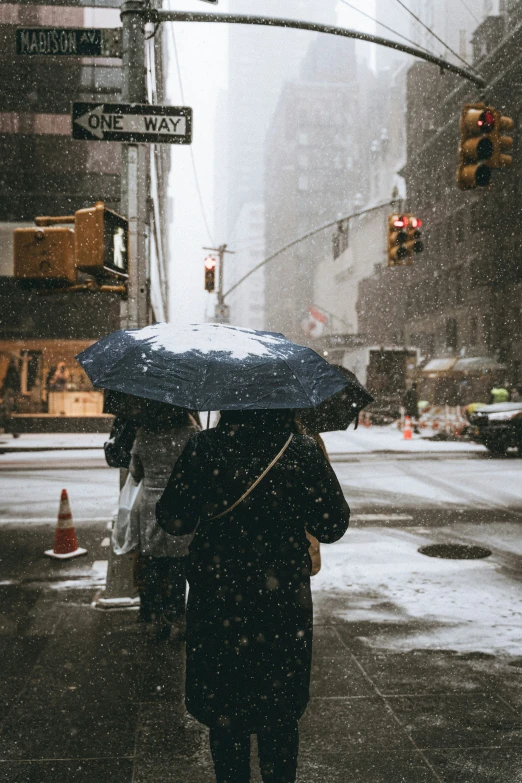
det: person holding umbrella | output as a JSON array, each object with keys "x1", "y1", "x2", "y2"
[
  {"x1": 156, "y1": 408, "x2": 349, "y2": 782},
  {"x1": 77, "y1": 323, "x2": 362, "y2": 780}
]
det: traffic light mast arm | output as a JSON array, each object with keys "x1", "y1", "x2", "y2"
[
  {"x1": 223, "y1": 200, "x2": 397, "y2": 300},
  {"x1": 148, "y1": 10, "x2": 485, "y2": 87}
]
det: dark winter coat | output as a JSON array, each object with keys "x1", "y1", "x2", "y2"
[{"x1": 156, "y1": 417, "x2": 350, "y2": 731}]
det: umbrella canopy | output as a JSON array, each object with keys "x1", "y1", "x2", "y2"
[
  {"x1": 76, "y1": 322, "x2": 350, "y2": 410},
  {"x1": 297, "y1": 366, "x2": 373, "y2": 434}
]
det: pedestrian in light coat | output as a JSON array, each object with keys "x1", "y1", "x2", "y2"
[
  {"x1": 156, "y1": 409, "x2": 350, "y2": 782},
  {"x1": 129, "y1": 400, "x2": 199, "y2": 638}
]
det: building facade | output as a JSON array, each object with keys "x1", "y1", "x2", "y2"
[
  {"x1": 225, "y1": 202, "x2": 265, "y2": 331},
  {"x1": 0, "y1": 1, "x2": 170, "y2": 429},
  {"x1": 358, "y1": 4, "x2": 522, "y2": 390},
  {"x1": 263, "y1": 34, "x2": 364, "y2": 343}
]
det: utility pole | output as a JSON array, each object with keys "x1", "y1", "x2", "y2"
[
  {"x1": 120, "y1": 0, "x2": 150, "y2": 329},
  {"x1": 203, "y1": 243, "x2": 234, "y2": 323},
  {"x1": 96, "y1": 0, "x2": 149, "y2": 609}
]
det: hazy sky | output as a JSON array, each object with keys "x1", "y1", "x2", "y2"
[{"x1": 166, "y1": 0, "x2": 377, "y2": 325}]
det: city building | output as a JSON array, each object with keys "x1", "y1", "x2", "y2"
[
  {"x1": 264, "y1": 33, "x2": 363, "y2": 343},
  {"x1": 358, "y1": 3, "x2": 522, "y2": 396},
  {"x1": 224, "y1": 201, "x2": 265, "y2": 331},
  {"x1": 215, "y1": 1, "x2": 336, "y2": 242},
  {"x1": 0, "y1": 2, "x2": 170, "y2": 430}
]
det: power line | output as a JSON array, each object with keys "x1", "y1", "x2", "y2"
[
  {"x1": 168, "y1": 23, "x2": 216, "y2": 246},
  {"x1": 393, "y1": 0, "x2": 479, "y2": 72},
  {"x1": 338, "y1": 0, "x2": 436, "y2": 58},
  {"x1": 459, "y1": 0, "x2": 480, "y2": 24}
]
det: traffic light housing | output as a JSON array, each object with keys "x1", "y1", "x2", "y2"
[
  {"x1": 387, "y1": 214, "x2": 423, "y2": 267},
  {"x1": 457, "y1": 103, "x2": 514, "y2": 189},
  {"x1": 74, "y1": 201, "x2": 128, "y2": 277},
  {"x1": 14, "y1": 226, "x2": 76, "y2": 283},
  {"x1": 490, "y1": 109, "x2": 514, "y2": 170},
  {"x1": 14, "y1": 201, "x2": 128, "y2": 287},
  {"x1": 204, "y1": 256, "x2": 216, "y2": 291}
]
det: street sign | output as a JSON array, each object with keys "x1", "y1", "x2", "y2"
[
  {"x1": 16, "y1": 28, "x2": 121, "y2": 58},
  {"x1": 72, "y1": 103, "x2": 192, "y2": 144}
]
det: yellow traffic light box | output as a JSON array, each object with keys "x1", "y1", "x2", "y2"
[
  {"x1": 14, "y1": 201, "x2": 128, "y2": 287},
  {"x1": 490, "y1": 108, "x2": 514, "y2": 170},
  {"x1": 457, "y1": 103, "x2": 514, "y2": 189},
  {"x1": 387, "y1": 214, "x2": 423, "y2": 267},
  {"x1": 75, "y1": 201, "x2": 128, "y2": 276},
  {"x1": 204, "y1": 256, "x2": 217, "y2": 292},
  {"x1": 14, "y1": 225, "x2": 76, "y2": 283}
]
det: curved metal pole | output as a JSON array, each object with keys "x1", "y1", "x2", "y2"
[
  {"x1": 223, "y1": 200, "x2": 396, "y2": 300},
  {"x1": 152, "y1": 11, "x2": 485, "y2": 88}
]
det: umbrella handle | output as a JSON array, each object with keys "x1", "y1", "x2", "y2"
[{"x1": 207, "y1": 411, "x2": 211, "y2": 430}]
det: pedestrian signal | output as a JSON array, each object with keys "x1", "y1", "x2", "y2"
[
  {"x1": 387, "y1": 214, "x2": 423, "y2": 267},
  {"x1": 14, "y1": 201, "x2": 128, "y2": 289},
  {"x1": 204, "y1": 256, "x2": 217, "y2": 292},
  {"x1": 14, "y1": 226, "x2": 76, "y2": 283},
  {"x1": 74, "y1": 201, "x2": 128, "y2": 277}
]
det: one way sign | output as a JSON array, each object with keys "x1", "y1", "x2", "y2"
[{"x1": 72, "y1": 103, "x2": 192, "y2": 144}]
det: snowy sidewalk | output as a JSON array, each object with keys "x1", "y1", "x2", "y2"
[
  {"x1": 0, "y1": 432, "x2": 108, "y2": 452},
  {"x1": 0, "y1": 427, "x2": 487, "y2": 455},
  {"x1": 322, "y1": 426, "x2": 486, "y2": 455},
  {"x1": 2, "y1": 520, "x2": 522, "y2": 782}
]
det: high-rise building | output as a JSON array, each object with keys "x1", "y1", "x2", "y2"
[
  {"x1": 225, "y1": 201, "x2": 265, "y2": 331},
  {"x1": 215, "y1": 1, "x2": 336, "y2": 243},
  {"x1": 264, "y1": 32, "x2": 362, "y2": 343},
  {"x1": 0, "y1": 2, "x2": 170, "y2": 431}
]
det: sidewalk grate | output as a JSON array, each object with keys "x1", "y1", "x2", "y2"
[{"x1": 418, "y1": 543, "x2": 492, "y2": 559}]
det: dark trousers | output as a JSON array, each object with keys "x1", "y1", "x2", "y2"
[
  {"x1": 209, "y1": 720, "x2": 299, "y2": 783},
  {"x1": 135, "y1": 555, "x2": 187, "y2": 622}
]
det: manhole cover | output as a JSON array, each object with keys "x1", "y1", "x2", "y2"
[{"x1": 418, "y1": 544, "x2": 492, "y2": 560}]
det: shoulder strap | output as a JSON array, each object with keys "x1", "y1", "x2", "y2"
[{"x1": 208, "y1": 433, "x2": 293, "y2": 521}]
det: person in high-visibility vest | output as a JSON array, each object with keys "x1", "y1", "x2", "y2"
[{"x1": 489, "y1": 386, "x2": 510, "y2": 405}]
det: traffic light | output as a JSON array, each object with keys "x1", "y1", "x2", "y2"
[
  {"x1": 387, "y1": 214, "x2": 423, "y2": 266},
  {"x1": 406, "y1": 215, "x2": 423, "y2": 256},
  {"x1": 457, "y1": 103, "x2": 514, "y2": 189},
  {"x1": 457, "y1": 103, "x2": 494, "y2": 189},
  {"x1": 14, "y1": 226, "x2": 76, "y2": 283},
  {"x1": 490, "y1": 108, "x2": 514, "y2": 170},
  {"x1": 14, "y1": 201, "x2": 128, "y2": 287},
  {"x1": 204, "y1": 256, "x2": 217, "y2": 291},
  {"x1": 74, "y1": 201, "x2": 128, "y2": 277}
]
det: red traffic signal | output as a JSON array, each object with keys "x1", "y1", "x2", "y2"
[
  {"x1": 204, "y1": 255, "x2": 217, "y2": 291},
  {"x1": 387, "y1": 213, "x2": 423, "y2": 266}
]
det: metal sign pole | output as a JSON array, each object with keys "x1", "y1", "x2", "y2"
[{"x1": 96, "y1": 0, "x2": 149, "y2": 609}]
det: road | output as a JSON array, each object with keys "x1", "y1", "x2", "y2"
[{"x1": 2, "y1": 435, "x2": 522, "y2": 782}]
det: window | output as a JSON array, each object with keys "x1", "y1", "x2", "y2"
[
  {"x1": 455, "y1": 219, "x2": 464, "y2": 243},
  {"x1": 469, "y1": 316, "x2": 478, "y2": 345},
  {"x1": 445, "y1": 318, "x2": 458, "y2": 351}
]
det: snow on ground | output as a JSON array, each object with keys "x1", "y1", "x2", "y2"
[
  {"x1": 313, "y1": 527, "x2": 522, "y2": 655},
  {"x1": 333, "y1": 456, "x2": 522, "y2": 511},
  {"x1": 322, "y1": 426, "x2": 486, "y2": 454}
]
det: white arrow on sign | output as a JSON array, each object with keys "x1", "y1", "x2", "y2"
[{"x1": 74, "y1": 104, "x2": 188, "y2": 140}]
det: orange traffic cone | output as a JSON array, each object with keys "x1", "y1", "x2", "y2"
[
  {"x1": 45, "y1": 489, "x2": 87, "y2": 560},
  {"x1": 403, "y1": 416, "x2": 413, "y2": 440}
]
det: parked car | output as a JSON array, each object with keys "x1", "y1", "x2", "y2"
[{"x1": 468, "y1": 402, "x2": 522, "y2": 456}]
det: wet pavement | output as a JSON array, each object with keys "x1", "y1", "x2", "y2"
[{"x1": 1, "y1": 443, "x2": 522, "y2": 782}]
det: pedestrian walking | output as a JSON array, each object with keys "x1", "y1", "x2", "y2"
[
  {"x1": 403, "y1": 381, "x2": 419, "y2": 433},
  {"x1": 129, "y1": 400, "x2": 199, "y2": 639},
  {"x1": 156, "y1": 409, "x2": 350, "y2": 783},
  {"x1": 488, "y1": 385, "x2": 510, "y2": 405}
]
